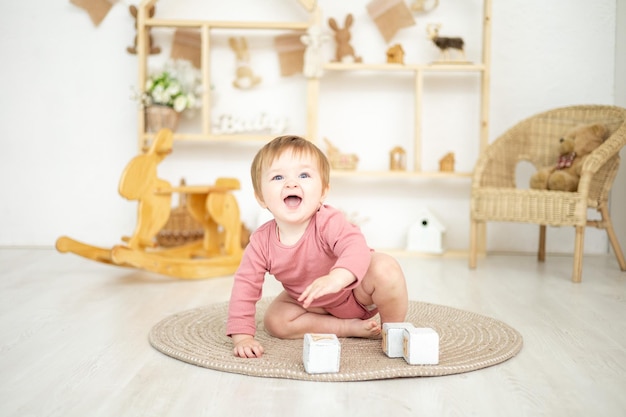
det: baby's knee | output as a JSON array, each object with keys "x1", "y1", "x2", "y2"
[
  {"x1": 371, "y1": 253, "x2": 404, "y2": 280},
  {"x1": 263, "y1": 313, "x2": 287, "y2": 339}
]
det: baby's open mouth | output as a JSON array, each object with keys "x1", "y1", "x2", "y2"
[{"x1": 284, "y1": 195, "x2": 302, "y2": 207}]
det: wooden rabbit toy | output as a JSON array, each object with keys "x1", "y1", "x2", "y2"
[
  {"x1": 328, "y1": 14, "x2": 362, "y2": 63},
  {"x1": 229, "y1": 37, "x2": 262, "y2": 89},
  {"x1": 127, "y1": 5, "x2": 161, "y2": 55},
  {"x1": 56, "y1": 128, "x2": 245, "y2": 280}
]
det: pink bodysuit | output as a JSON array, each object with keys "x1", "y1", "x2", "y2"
[{"x1": 226, "y1": 204, "x2": 375, "y2": 336}]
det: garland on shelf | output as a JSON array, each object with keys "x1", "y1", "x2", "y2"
[{"x1": 70, "y1": 0, "x2": 120, "y2": 27}]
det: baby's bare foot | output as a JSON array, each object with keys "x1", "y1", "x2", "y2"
[{"x1": 343, "y1": 319, "x2": 381, "y2": 339}]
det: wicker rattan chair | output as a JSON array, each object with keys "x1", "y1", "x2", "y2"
[{"x1": 469, "y1": 105, "x2": 626, "y2": 282}]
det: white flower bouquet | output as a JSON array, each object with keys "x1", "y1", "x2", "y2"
[{"x1": 136, "y1": 59, "x2": 202, "y2": 113}]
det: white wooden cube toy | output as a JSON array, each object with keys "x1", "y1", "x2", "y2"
[
  {"x1": 382, "y1": 322, "x2": 415, "y2": 358},
  {"x1": 303, "y1": 333, "x2": 341, "y2": 374},
  {"x1": 402, "y1": 327, "x2": 439, "y2": 365}
]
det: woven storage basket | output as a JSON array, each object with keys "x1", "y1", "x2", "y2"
[
  {"x1": 156, "y1": 179, "x2": 204, "y2": 247},
  {"x1": 145, "y1": 105, "x2": 180, "y2": 133},
  {"x1": 329, "y1": 153, "x2": 359, "y2": 170},
  {"x1": 324, "y1": 138, "x2": 359, "y2": 170}
]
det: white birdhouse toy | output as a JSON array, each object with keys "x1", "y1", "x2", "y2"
[{"x1": 406, "y1": 207, "x2": 446, "y2": 253}]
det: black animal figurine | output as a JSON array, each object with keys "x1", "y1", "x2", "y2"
[{"x1": 426, "y1": 23, "x2": 465, "y2": 61}]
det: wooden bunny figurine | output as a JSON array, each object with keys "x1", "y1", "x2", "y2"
[
  {"x1": 229, "y1": 37, "x2": 262, "y2": 89},
  {"x1": 328, "y1": 14, "x2": 362, "y2": 63},
  {"x1": 127, "y1": 5, "x2": 161, "y2": 55}
]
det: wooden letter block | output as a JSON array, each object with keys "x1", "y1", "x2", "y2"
[
  {"x1": 382, "y1": 322, "x2": 415, "y2": 358},
  {"x1": 303, "y1": 333, "x2": 341, "y2": 374},
  {"x1": 402, "y1": 327, "x2": 439, "y2": 365}
]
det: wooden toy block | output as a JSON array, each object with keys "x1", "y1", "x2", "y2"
[
  {"x1": 402, "y1": 327, "x2": 439, "y2": 365},
  {"x1": 382, "y1": 322, "x2": 415, "y2": 358},
  {"x1": 303, "y1": 333, "x2": 341, "y2": 374}
]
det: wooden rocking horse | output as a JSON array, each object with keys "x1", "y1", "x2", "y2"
[{"x1": 56, "y1": 129, "x2": 244, "y2": 279}]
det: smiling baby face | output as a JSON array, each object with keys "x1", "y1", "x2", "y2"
[{"x1": 251, "y1": 136, "x2": 330, "y2": 227}]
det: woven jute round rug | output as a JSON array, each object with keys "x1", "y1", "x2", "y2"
[{"x1": 149, "y1": 298, "x2": 523, "y2": 381}]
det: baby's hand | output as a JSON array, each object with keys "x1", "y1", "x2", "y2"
[
  {"x1": 298, "y1": 268, "x2": 356, "y2": 308},
  {"x1": 232, "y1": 334, "x2": 264, "y2": 358}
]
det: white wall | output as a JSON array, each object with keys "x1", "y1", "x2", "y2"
[{"x1": 0, "y1": 0, "x2": 620, "y2": 255}]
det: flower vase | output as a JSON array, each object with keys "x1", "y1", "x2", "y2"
[{"x1": 145, "y1": 105, "x2": 180, "y2": 133}]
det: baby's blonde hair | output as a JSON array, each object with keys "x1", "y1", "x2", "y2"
[{"x1": 251, "y1": 135, "x2": 330, "y2": 199}]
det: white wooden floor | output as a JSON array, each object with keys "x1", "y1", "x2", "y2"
[{"x1": 1, "y1": 248, "x2": 625, "y2": 417}]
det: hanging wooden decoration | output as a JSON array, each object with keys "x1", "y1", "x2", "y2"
[
  {"x1": 70, "y1": 0, "x2": 116, "y2": 27},
  {"x1": 366, "y1": 0, "x2": 416, "y2": 43},
  {"x1": 171, "y1": 29, "x2": 202, "y2": 69},
  {"x1": 274, "y1": 32, "x2": 306, "y2": 76}
]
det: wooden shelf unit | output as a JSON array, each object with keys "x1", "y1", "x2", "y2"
[
  {"x1": 329, "y1": 170, "x2": 473, "y2": 179},
  {"x1": 135, "y1": 2, "x2": 316, "y2": 149},
  {"x1": 135, "y1": 1, "x2": 492, "y2": 162},
  {"x1": 134, "y1": 0, "x2": 492, "y2": 253},
  {"x1": 319, "y1": 61, "x2": 489, "y2": 174}
]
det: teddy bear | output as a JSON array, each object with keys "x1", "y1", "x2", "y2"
[{"x1": 529, "y1": 123, "x2": 609, "y2": 192}]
